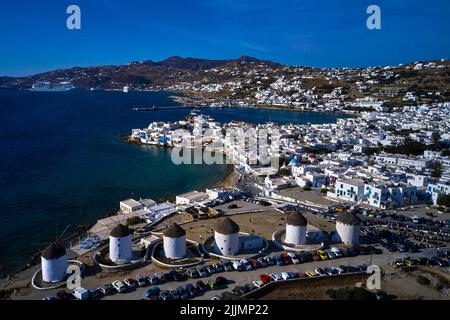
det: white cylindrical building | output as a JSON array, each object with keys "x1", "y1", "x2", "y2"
[
  {"x1": 41, "y1": 241, "x2": 68, "y2": 283},
  {"x1": 285, "y1": 211, "x2": 307, "y2": 245},
  {"x1": 214, "y1": 217, "x2": 240, "y2": 256},
  {"x1": 163, "y1": 223, "x2": 186, "y2": 259},
  {"x1": 336, "y1": 212, "x2": 361, "y2": 245},
  {"x1": 109, "y1": 224, "x2": 132, "y2": 262}
]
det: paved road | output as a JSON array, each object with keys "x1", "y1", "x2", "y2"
[{"x1": 101, "y1": 247, "x2": 448, "y2": 300}]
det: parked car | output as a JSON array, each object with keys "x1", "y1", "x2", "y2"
[
  {"x1": 88, "y1": 288, "x2": 103, "y2": 300},
  {"x1": 232, "y1": 286, "x2": 250, "y2": 296},
  {"x1": 270, "y1": 272, "x2": 283, "y2": 281},
  {"x1": 221, "y1": 260, "x2": 233, "y2": 271},
  {"x1": 232, "y1": 260, "x2": 244, "y2": 271},
  {"x1": 154, "y1": 272, "x2": 166, "y2": 282},
  {"x1": 112, "y1": 280, "x2": 127, "y2": 293},
  {"x1": 147, "y1": 275, "x2": 159, "y2": 285},
  {"x1": 213, "y1": 263, "x2": 224, "y2": 273},
  {"x1": 136, "y1": 274, "x2": 147, "y2": 287},
  {"x1": 196, "y1": 265, "x2": 208, "y2": 277},
  {"x1": 56, "y1": 290, "x2": 72, "y2": 300},
  {"x1": 317, "y1": 250, "x2": 329, "y2": 260},
  {"x1": 240, "y1": 259, "x2": 253, "y2": 271},
  {"x1": 257, "y1": 257, "x2": 267, "y2": 267},
  {"x1": 264, "y1": 256, "x2": 275, "y2": 265},
  {"x1": 315, "y1": 268, "x2": 327, "y2": 276},
  {"x1": 186, "y1": 283, "x2": 199, "y2": 297},
  {"x1": 169, "y1": 270, "x2": 186, "y2": 281},
  {"x1": 287, "y1": 252, "x2": 300, "y2": 264},
  {"x1": 333, "y1": 267, "x2": 345, "y2": 274},
  {"x1": 280, "y1": 253, "x2": 292, "y2": 265},
  {"x1": 280, "y1": 272, "x2": 292, "y2": 280},
  {"x1": 187, "y1": 268, "x2": 199, "y2": 279},
  {"x1": 347, "y1": 247, "x2": 359, "y2": 256},
  {"x1": 159, "y1": 290, "x2": 172, "y2": 300},
  {"x1": 124, "y1": 278, "x2": 137, "y2": 289},
  {"x1": 98, "y1": 284, "x2": 114, "y2": 296},
  {"x1": 170, "y1": 290, "x2": 181, "y2": 300},
  {"x1": 253, "y1": 280, "x2": 264, "y2": 288},
  {"x1": 177, "y1": 286, "x2": 190, "y2": 300},
  {"x1": 196, "y1": 280, "x2": 208, "y2": 293},
  {"x1": 326, "y1": 249, "x2": 336, "y2": 259},
  {"x1": 259, "y1": 274, "x2": 271, "y2": 284},
  {"x1": 331, "y1": 247, "x2": 343, "y2": 257},
  {"x1": 72, "y1": 287, "x2": 89, "y2": 300},
  {"x1": 144, "y1": 286, "x2": 161, "y2": 299},
  {"x1": 248, "y1": 259, "x2": 259, "y2": 269},
  {"x1": 305, "y1": 271, "x2": 317, "y2": 277},
  {"x1": 274, "y1": 256, "x2": 284, "y2": 266},
  {"x1": 206, "y1": 265, "x2": 217, "y2": 274}
]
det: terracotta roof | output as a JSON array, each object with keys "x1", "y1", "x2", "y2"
[
  {"x1": 163, "y1": 223, "x2": 186, "y2": 238},
  {"x1": 41, "y1": 241, "x2": 66, "y2": 260},
  {"x1": 110, "y1": 224, "x2": 131, "y2": 237},
  {"x1": 336, "y1": 212, "x2": 361, "y2": 225},
  {"x1": 215, "y1": 217, "x2": 240, "y2": 234},
  {"x1": 286, "y1": 211, "x2": 307, "y2": 226}
]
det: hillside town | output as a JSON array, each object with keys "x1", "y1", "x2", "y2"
[{"x1": 3, "y1": 58, "x2": 450, "y2": 302}]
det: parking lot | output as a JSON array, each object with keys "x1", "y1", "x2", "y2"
[{"x1": 26, "y1": 245, "x2": 446, "y2": 301}]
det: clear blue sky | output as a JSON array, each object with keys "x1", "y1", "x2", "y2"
[{"x1": 1, "y1": 0, "x2": 449, "y2": 76}]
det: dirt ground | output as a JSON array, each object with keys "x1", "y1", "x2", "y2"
[{"x1": 258, "y1": 274, "x2": 369, "y2": 300}]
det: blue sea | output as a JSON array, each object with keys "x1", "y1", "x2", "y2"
[{"x1": 0, "y1": 89, "x2": 348, "y2": 274}]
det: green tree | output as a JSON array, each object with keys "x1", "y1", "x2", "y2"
[
  {"x1": 277, "y1": 167, "x2": 291, "y2": 176},
  {"x1": 431, "y1": 161, "x2": 442, "y2": 178},
  {"x1": 437, "y1": 194, "x2": 450, "y2": 208}
]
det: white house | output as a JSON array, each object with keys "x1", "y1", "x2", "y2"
[{"x1": 334, "y1": 179, "x2": 365, "y2": 202}]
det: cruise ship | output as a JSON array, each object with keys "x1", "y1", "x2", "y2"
[{"x1": 31, "y1": 81, "x2": 75, "y2": 91}]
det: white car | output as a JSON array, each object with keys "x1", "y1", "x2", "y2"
[
  {"x1": 333, "y1": 267, "x2": 344, "y2": 274},
  {"x1": 253, "y1": 280, "x2": 264, "y2": 288},
  {"x1": 232, "y1": 260, "x2": 244, "y2": 271},
  {"x1": 331, "y1": 247, "x2": 343, "y2": 257},
  {"x1": 280, "y1": 272, "x2": 291, "y2": 280},
  {"x1": 112, "y1": 280, "x2": 127, "y2": 293},
  {"x1": 72, "y1": 287, "x2": 89, "y2": 300},
  {"x1": 314, "y1": 268, "x2": 327, "y2": 276},
  {"x1": 270, "y1": 272, "x2": 282, "y2": 281},
  {"x1": 287, "y1": 253, "x2": 300, "y2": 264}
]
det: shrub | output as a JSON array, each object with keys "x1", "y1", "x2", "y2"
[
  {"x1": 416, "y1": 275, "x2": 431, "y2": 286},
  {"x1": 126, "y1": 216, "x2": 144, "y2": 225}
]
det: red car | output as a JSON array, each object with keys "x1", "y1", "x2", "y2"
[
  {"x1": 297, "y1": 272, "x2": 306, "y2": 278},
  {"x1": 280, "y1": 253, "x2": 292, "y2": 265},
  {"x1": 259, "y1": 274, "x2": 271, "y2": 284},
  {"x1": 248, "y1": 259, "x2": 259, "y2": 269}
]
